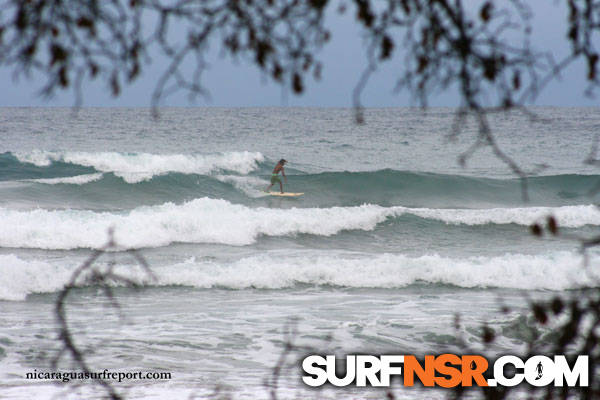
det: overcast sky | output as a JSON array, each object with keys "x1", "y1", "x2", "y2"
[{"x1": 0, "y1": 1, "x2": 597, "y2": 108}]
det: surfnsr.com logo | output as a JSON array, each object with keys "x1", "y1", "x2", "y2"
[{"x1": 302, "y1": 354, "x2": 589, "y2": 388}]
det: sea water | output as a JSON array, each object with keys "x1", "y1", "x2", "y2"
[{"x1": 0, "y1": 107, "x2": 598, "y2": 399}]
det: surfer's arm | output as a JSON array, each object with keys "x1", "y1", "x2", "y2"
[{"x1": 282, "y1": 168, "x2": 287, "y2": 182}]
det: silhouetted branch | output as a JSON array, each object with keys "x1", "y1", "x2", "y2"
[{"x1": 52, "y1": 228, "x2": 155, "y2": 400}]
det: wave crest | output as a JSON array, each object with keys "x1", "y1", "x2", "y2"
[
  {"x1": 13, "y1": 150, "x2": 264, "y2": 183},
  {"x1": 0, "y1": 199, "x2": 597, "y2": 250},
  {"x1": 1, "y1": 251, "x2": 595, "y2": 300}
]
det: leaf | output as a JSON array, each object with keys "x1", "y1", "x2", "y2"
[
  {"x1": 110, "y1": 72, "x2": 120, "y2": 97},
  {"x1": 58, "y1": 66, "x2": 69, "y2": 87},
  {"x1": 309, "y1": 0, "x2": 328, "y2": 10},
  {"x1": 356, "y1": 0, "x2": 374, "y2": 27},
  {"x1": 255, "y1": 40, "x2": 272, "y2": 67},
  {"x1": 380, "y1": 35, "x2": 394, "y2": 60},
  {"x1": 50, "y1": 44, "x2": 68, "y2": 66},
  {"x1": 89, "y1": 63, "x2": 99, "y2": 78},
  {"x1": 532, "y1": 303, "x2": 548, "y2": 324},
  {"x1": 272, "y1": 63, "x2": 283, "y2": 82},
  {"x1": 128, "y1": 62, "x2": 140, "y2": 82},
  {"x1": 551, "y1": 297, "x2": 564, "y2": 315},
  {"x1": 588, "y1": 53, "x2": 598, "y2": 80},
  {"x1": 480, "y1": 2, "x2": 492, "y2": 22},
  {"x1": 530, "y1": 223, "x2": 543, "y2": 237},
  {"x1": 547, "y1": 216, "x2": 558, "y2": 235},
  {"x1": 417, "y1": 56, "x2": 428, "y2": 73},
  {"x1": 512, "y1": 71, "x2": 521, "y2": 90},
  {"x1": 292, "y1": 73, "x2": 303, "y2": 93},
  {"x1": 482, "y1": 58, "x2": 497, "y2": 81},
  {"x1": 482, "y1": 325, "x2": 495, "y2": 343}
]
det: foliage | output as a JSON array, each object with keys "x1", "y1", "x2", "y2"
[{"x1": 1, "y1": 0, "x2": 598, "y2": 112}]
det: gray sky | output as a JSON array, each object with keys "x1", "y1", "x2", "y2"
[{"x1": 0, "y1": 1, "x2": 597, "y2": 108}]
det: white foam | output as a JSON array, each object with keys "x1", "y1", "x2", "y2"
[
  {"x1": 0, "y1": 251, "x2": 596, "y2": 301},
  {"x1": 214, "y1": 174, "x2": 269, "y2": 197},
  {"x1": 0, "y1": 199, "x2": 390, "y2": 249},
  {"x1": 0, "y1": 200, "x2": 597, "y2": 250},
  {"x1": 14, "y1": 149, "x2": 54, "y2": 166},
  {"x1": 0, "y1": 255, "x2": 73, "y2": 301},
  {"x1": 27, "y1": 173, "x2": 104, "y2": 185},
  {"x1": 155, "y1": 251, "x2": 596, "y2": 290},
  {"x1": 405, "y1": 204, "x2": 600, "y2": 228},
  {"x1": 14, "y1": 151, "x2": 264, "y2": 183}
]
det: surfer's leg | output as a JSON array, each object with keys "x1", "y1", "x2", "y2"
[
  {"x1": 279, "y1": 181, "x2": 283, "y2": 193},
  {"x1": 267, "y1": 175, "x2": 278, "y2": 192}
]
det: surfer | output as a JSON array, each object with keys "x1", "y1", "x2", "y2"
[
  {"x1": 265, "y1": 159, "x2": 287, "y2": 193},
  {"x1": 535, "y1": 361, "x2": 543, "y2": 380}
]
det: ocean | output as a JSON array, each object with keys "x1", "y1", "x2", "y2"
[{"x1": 0, "y1": 107, "x2": 598, "y2": 399}]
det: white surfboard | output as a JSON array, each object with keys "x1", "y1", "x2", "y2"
[{"x1": 267, "y1": 192, "x2": 304, "y2": 197}]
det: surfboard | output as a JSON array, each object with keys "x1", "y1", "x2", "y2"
[{"x1": 267, "y1": 192, "x2": 304, "y2": 197}]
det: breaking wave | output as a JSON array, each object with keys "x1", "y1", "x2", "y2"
[
  {"x1": 1, "y1": 251, "x2": 595, "y2": 301},
  {"x1": 0, "y1": 198, "x2": 597, "y2": 250}
]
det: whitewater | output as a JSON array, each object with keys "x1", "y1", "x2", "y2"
[
  {"x1": 0, "y1": 107, "x2": 599, "y2": 400},
  {"x1": 0, "y1": 200, "x2": 598, "y2": 249}
]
